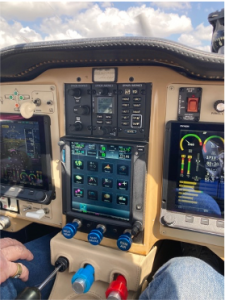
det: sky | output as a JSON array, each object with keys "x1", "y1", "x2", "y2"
[{"x1": 0, "y1": 1, "x2": 224, "y2": 51}]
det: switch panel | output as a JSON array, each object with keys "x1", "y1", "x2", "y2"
[{"x1": 178, "y1": 87, "x2": 202, "y2": 121}]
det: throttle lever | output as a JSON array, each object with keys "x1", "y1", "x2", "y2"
[{"x1": 15, "y1": 256, "x2": 69, "y2": 300}]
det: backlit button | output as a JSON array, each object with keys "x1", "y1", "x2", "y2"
[
  {"x1": 132, "y1": 122, "x2": 140, "y2": 126},
  {"x1": 122, "y1": 103, "x2": 130, "y2": 107},
  {"x1": 133, "y1": 97, "x2": 141, "y2": 102},
  {"x1": 117, "y1": 195, "x2": 128, "y2": 205},
  {"x1": 97, "y1": 115, "x2": 103, "y2": 119},
  {"x1": 121, "y1": 122, "x2": 130, "y2": 126},
  {"x1": 124, "y1": 89, "x2": 131, "y2": 95},
  {"x1": 132, "y1": 89, "x2": 139, "y2": 95},
  {"x1": 105, "y1": 115, "x2": 112, "y2": 119},
  {"x1": 102, "y1": 193, "x2": 112, "y2": 203},
  {"x1": 122, "y1": 116, "x2": 130, "y2": 120},
  {"x1": 88, "y1": 190, "x2": 98, "y2": 200},
  {"x1": 125, "y1": 129, "x2": 137, "y2": 134},
  {"x1": 187, "y1": 97, "x2": 199, "y2": 112},
  {"x1": 122, "y1": 110, "x2": 130, "y2": 114},
  {"x1": 132, "y1": 116, "x2": 141, "y2": 121},
  {"x1": 105, "y1": 121, "x2": 112, "y2": 125},
  {"x1": 122, "y1": 97, "x2": 130, "y2": 101},
  {"x1": 133, "y1": 103, "x2": 141, "y2": 108},
  {"x1": 97, "y1": 120, "x2": 103, "y2": 124},
  {"x1": 133, "y1": 110, "x2": 141, "y2": 114}
]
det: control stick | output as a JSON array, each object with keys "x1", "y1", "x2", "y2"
[{"x1": 16, "y1": 256, "x2": 69, "y2": 300}]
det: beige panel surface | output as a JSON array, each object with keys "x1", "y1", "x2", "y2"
[
  {"x1": 0, "y1": 67, "x2": 223, "y2": 258},
  {"x1": 0, "y1": 84, "x2": 63, "y2": 228}
]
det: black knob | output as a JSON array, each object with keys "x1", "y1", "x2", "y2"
[
  {"x1": 214, "y1": 100, "x2": 224, "y2": 112},
  {"x1": 68, "y1": 88, "x2": 82, "y2": 97},
  {"x1": 96, "y1": 126, "x2": 112, "y2": 135},
  {"x1": 101, "y1": 87, "x2": 109, "y2": 95},
  {"x1": 74, "y1": 122, "x2": 83, "y2": 131},
  {"x1": 74, "y1": 105, "x2": 90, "y2": 115}
]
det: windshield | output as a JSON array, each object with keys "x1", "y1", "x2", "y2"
[{"x1": 0, "y1": 2, "x2": 224, "y2": 51}]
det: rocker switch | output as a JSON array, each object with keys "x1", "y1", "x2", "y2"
[{"x1": 187, "y1": 97, "x2": 199, "y2": 112}]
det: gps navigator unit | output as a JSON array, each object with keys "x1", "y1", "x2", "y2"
[{"x1": 161, "y1": 121, "x2": 224, "y2": 236}]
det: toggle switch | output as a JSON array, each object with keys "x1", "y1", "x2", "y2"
[{"x1": 187, "y1": 97, "x2": 199, "y2": 112}]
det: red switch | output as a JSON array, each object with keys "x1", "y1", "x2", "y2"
[{"x1": 187, "y1": 97, "x2": 199, "y2": 112}]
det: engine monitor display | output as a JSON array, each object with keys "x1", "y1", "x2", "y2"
[
  {"x1": 0, "y1": 114, "x2": 53, "y2": 202},
  {"x1": 163, "y1": 122, "x2": 224, "y2": 219}
]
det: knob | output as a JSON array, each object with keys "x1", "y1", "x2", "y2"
[
  {"x1": 68, "y1": 88, "x2": 82, "y2": 97},
  {"x1": 88, "y1": 224, "x2": 106, "y2": 245},
  {"x1": 62, "y1": 219, "x2": 82, "y2": 239},
  {"x1": 101, "y1": 87, "x2": 109, "y2": 95},
  {"x1": 74, "y1": 122, "x2": 83, "y2": 131},
  {"x1": 117, "y1": 231, "x2": 132, "y2": 252},
  {"x1": 33, "y1": 98, "x2": 41, "y2": 106},
  {"x1": 20, "y1": 102, "x2": 36, "y2": 119},
  {"x1": 96, "y1": 126, "x2": 112, "y2": 136},
  {"x1": 214, "y1": 100, "x2": 224, "y2": 112},
  {"x1": 47, "y1": 100, "x2": 53, "y2": 105},
  {"x1": 0, "y1": 216, "x2": 11, "y2": 230},
  {"x1": 71, "y1": 264, "x2": 95, "y2": 294},
  {"x1": 74, "y1": 105, "x2": 90, "y2": 115},
  {"x1": 106, "y1": 275, "x2": 128, "y2": 300},
  {"x1": 163, "y1": 214, "x2": 175, "y2": 225}
]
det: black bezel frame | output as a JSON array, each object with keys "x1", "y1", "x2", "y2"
[{"x1": 162, "y1": 121, "x2": 224, "y2": 218}]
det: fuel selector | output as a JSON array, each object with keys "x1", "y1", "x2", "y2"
[
  {"x1": 214, "y1": 100, "x2": 224, "y2": 112},
  {"x1": 88, "y1": 224, "x2": 106, "y2": 245},
  {"x1": 62, "y1": 219, "x2": 82, "y2": 239}
]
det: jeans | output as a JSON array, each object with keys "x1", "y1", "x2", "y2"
[
  {"x1": 139, "y1": 256, "x2": 224, "y2": 300},
  {"x1": 0, "y1": 233, "x2": 56, "y2": 300}
]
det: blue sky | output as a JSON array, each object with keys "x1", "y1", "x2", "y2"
[{"x1": 0, "y1": 2, "x2": 224, "y2": 51}]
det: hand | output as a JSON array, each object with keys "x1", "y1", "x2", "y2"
[{"x1": 0, "y1": 238, "x2": 34, "y2": 284}]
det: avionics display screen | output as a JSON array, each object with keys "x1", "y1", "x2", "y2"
[
  {"x1": 164, "y1": 122, "x2": 224, "y2": 219},
  {"x1": 0, "y1": 114, "x2": 50, "y2": 190},
  {"x1": 71, "y1": 142, "x2": 132, "y2": 221},
  {"x1": 96, "y1": 97, "x2": 113, "y2": 114}
]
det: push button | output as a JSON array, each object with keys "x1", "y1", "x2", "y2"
[{"x1": 187, "y1": 97, "x2": 199, "y2": 112}]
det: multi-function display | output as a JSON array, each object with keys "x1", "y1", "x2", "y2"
[
  {"x1": 96, "y1": 97, "x2": 114, "y2": 114},
  {"x1": 71, "y1": 142, "x2": 132, "y2": 221},
  {"x1": 0, "y1": 115, "x2": 44, "y2": 188},
  {"x1": 163, "y1": 122, "x2": 224, "y2": 219}
]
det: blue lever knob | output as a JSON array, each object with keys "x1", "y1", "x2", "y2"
[
  {"x1": 117, "y1": 232, "x2": 132, "y2": 251},
  {"x1": 88, "y1": 225, "x2": 106, "y2": 245},
  {"x1": 62, "y1": 220, "x2": 81, "y2": 239},
  {"x1": 71, "y1": 264, "x2": 95, "y2": 294}
]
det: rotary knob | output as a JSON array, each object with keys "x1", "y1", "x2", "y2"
[
  {"x1": 74, "y1": 122, "x2": 83, "y2": 131},
  {"x1": 101, "y1": 87, "x2": 109, "y2": 95},
  {"x1": 214, "y1": 100, "x2": 224, "y2": 112},
  {"x1": 96, "y1": 126, "x2": 112, "y2": 136},
  {"x1": 68, "y1": 88, "x2": 82, "y2": 97},
  {"x1": 74, "y1": 105, "x2": 90, "y2": 115}
]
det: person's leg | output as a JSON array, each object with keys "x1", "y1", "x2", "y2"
[
  {"x1": 139, "y1": 257, "x2": 224, "y2": 300},
  {"x1": 0, "y1": 232, "x2": 57, "y2": 300}
]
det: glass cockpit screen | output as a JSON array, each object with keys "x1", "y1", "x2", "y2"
[
  {"x1": 164, "y1": 122, "x2": 224, "y2": 219},
  {"x1": 71, "y1": 142, "x2": 132, "y2": 221},
  {"x1": 0, "y1": 114, "x2": 50, "y2": 190}
]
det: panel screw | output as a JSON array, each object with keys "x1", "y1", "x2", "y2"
[
  {"x1": 50, "y1": 86, "x2": 55, "y2": 91},
  {"x1": 169, "y1": 86, "x2": 174, "y2": 90}
]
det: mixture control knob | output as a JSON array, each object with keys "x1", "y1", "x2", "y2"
[
  {"x1": 105, "y1": 275, "x2": 128, "y2": 300},
  {"x1": 68, "y1": 88, "x2": 82, "y2": 98},
  {"x1": 74, "y1": 105, "x2": 90, "y2": 115},
  {"x1": 214, "y1": 100, "x2": 224, "y2": 112},
  {"x1": 71, "y1": 265, "x2": 95, "y2": 294},
  {"x1": 101, "y1": 87, "x2": 109, "y2": 95},
  {"x1": 62, "y1": 219, "x2": 82, "y2": 239},
  {"x1": 88, "y1": 224, "x2": 106, "y2": 245},
  {"x1": 74, "y1": 122, "x2": 83, "y2": 131}
]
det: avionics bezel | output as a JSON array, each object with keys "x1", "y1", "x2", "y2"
[
  {"x1": 161, "y1": 121, "x2": 224, "y2": 236},
  {"x1": 61, "y1": 137, "x2": 147, "y2": 228},
  {"x1": 0, "y1": 113, "x2": 54, "y2": 204}
]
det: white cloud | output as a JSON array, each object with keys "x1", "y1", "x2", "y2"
[
  {"x1": 0, "y1": 2, "x2": 92, "y2": 21},
  {"x1": 151, "y1": 2, "x2": 191, "y2": 11},
  {"x1": 37, "y1": 4, "x2": 192, "y2": 39},
  {"x1": 101, "y1": 2, "x2": 114, "y2": 8},
  {"x1": 178, "y1": 23, "x2": 212, "y2": 51}
]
